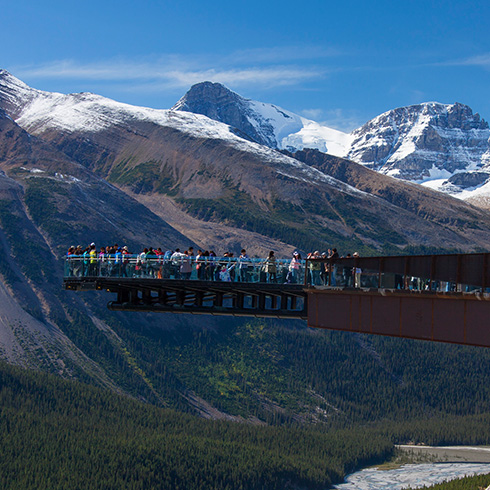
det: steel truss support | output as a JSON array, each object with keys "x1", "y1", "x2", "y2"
[{"x1": 67, "y1": 278, "x2": 308, "y2": 319}]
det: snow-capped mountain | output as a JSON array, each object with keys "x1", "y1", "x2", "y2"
[
  {"x1": 0, "y1": 70, "x2": 369, "y2": 198},
  {"x1": 7, "y1": 70, "x2": 489, "y2": 203},
  {"x1": 0, "y1": 70, "x2": 253, "y2": 144},
  {"x1": 174, "y1": 82, "x2": 490, "y2": 204},
  {"x1": 346, "y1": 102, "x2": 490, "y2": 194},
  {"x1": 3, "y1": 69, "x2": 490, "y2": 254},
  {"x1": 172, "y1": 81, "x2": 353, "y2": 156}
]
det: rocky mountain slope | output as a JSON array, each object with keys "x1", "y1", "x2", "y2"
[
  {"x1": 346, "y1": 102, "x2": 490, "y2": 187},
  {"x1": 174, "y1": 82, "x2": 490, "y2": 203},
  {"x1": 2, "y1": 70, "x2": 490, "y2": 254}
]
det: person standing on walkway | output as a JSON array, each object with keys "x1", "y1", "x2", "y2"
[
  {"x1": 264, "y1": 251, "x2": 277, "y2": 283},
  {"x1": 288, "y1": 251, "x2": 301, "y2": 283},
  {"x1": 329, "y1": 248, "x2": 339, "y2": 286},
  {"x1": 308, "y1": 251, "x2": 322, "y2": 285},
  {"x1": 353, "y1": 252, "x2": 362, "y2": 288},
  {"x1": 238, "y1": 249, "x2": 251, "y2": 282}
]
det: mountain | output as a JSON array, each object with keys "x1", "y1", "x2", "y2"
[
  {"x1": 172, "y1": 80, "x2": 352, "y2": 155},
  {"x1": 346, "y1": 102, "x2": 490, "y2": 188},
  {"x1": 174, "y1": 82, "x2": 490, "y2": 204},
  {"x1": 2, "y1": 70, "x2": 490, "y2": 254}
]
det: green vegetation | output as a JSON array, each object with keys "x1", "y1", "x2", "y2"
[
  {"x1": 176, "y1": 190, "x2": 371, "y2": 254},
  {"x1": 99, "y1": 317, "x2": 490, "y2": 425},
  {"x1": 0, "y1": 360, "x2": 393, "y2": 490},
  {"x1": 23, "y1": 177, "x2": 73, "y2": 244},
  {"x1": 411, "y1": 473, "x2": 490, "y2": 490},
  {"x1": 382, "y1": 243, "x2": 465, "y2": 256},
  {"x1": 3, "y1": 360, "x2": 490, "y2": 489},
  {"x1": 22, "y1": 176, "x2": 141, "y2": 254},
  {"x1": 0, "y1": 211, "x2": 23, "y2": 287},
  {"x1": 0, "y1": 198, "x2": 56, "y2": 285},
  {"x1": 110, "y1": 159, "x2": 179, "y2": 196}
]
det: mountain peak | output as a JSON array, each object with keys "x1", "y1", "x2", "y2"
[
  {"x1": 171, "y1": 81, "x2": 281, "y2": 147},
  {"x1": 364, "y1": 101, "x2": 488, "y2": 132},
  {"x1": 172, "y1": 82, "x2": 352, "y2": 153},
  {"x1": 0, "y1": 69, "x2": 15, "y2": 79},
  {"x1": 347, "y1": 101, "x2": 490, "y2": 182},
  {"x1": 0, "y1": 69, "x2": 31, "y2": 89},
  {"x1": 172, "y1": 81, "x2": 239, "y2": 113}
]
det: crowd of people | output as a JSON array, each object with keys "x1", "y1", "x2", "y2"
[
  {"x1": 66, "y1": 243, "x2": 363, "y2": 286},
  {"x1": 305, "y1": 249, "x2": 362, "y2": 287},
  {"x1": 66, "y1": 244, "x2": 485, "y2": 293}
]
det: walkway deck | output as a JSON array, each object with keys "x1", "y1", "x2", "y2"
[{"x1": 63, "y1": 252, "x2": 490, "y2": 347}]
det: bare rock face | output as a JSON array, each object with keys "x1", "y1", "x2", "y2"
[
  {"x1": 446, "y1": 171, "x2": 490, "y2": 189},
  {"x1": 347, "y1": 102, "x2": 490, "y2": 181},
  {"x1": 172, "y1": 81, "x2": 278, "y2": 147}
]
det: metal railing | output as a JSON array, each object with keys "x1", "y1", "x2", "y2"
[
  {"x1": 64, "y1": 252, "x2": 490, "y2": 293},
  {"x1": 303, "y1": 253, "x2": 490, "y2": 293}
]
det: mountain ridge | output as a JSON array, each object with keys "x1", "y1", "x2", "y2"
[
  {"x1": 2, "y1": 70, "x2": 490, "y2": 254},
  {"x1": 173, "y1": 80, "x2": 490, "y2": 203},
  {"x1": 172, "y1": 80, "x2": 353, "y2": 155}
]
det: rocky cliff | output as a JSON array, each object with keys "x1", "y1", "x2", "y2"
[{"x1": 347, "y1": 102, "x2": 490, "y2": 182}]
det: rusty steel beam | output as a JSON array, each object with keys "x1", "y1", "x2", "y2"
[{"x1": 307, "y1": 288, "x2": 490, "y2": 348}]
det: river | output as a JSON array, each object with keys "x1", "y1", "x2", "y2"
[
  {"x1": 333, "y1": 462, "x2": 490, "y2": 489},
  {"x1": 333, "y1": 446, "x2": 490, "y2": 489}
]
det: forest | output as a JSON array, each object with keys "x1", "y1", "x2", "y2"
[
  {"x1": 0, "y1": 360, "x2": 391, "y2": 489},
  {"x1": 2, "y1": 356, "x2": 490, "y2": 489}
]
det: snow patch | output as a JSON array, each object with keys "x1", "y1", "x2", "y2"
[
  {"x1": 20, "y1": 167, "x2": 45, "y2": 174},
  {"x1": 248, "y1": 99, "x2": 353, "y2": 156},
  {"x1": 415, "y1": 165, "x2": 453, "y2": 184},
  {"x1": 55, "y1": 173, "x2": 81, "y2": 183}
]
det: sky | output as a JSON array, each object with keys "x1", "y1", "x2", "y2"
[{"x1": 2, "y1": 0, "x2": 490, "y2": 132}]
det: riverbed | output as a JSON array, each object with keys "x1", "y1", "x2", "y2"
[
  {"x1": 333, "y1": 462, "x2": 490, "y2": 489},
  {"x1": 333, "y1": 446, "x2": 490, "y2": 489}
]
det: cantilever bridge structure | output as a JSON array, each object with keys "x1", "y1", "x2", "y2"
[{"x1": 63, "y1": 253, "x2": 490, "y2": 348}]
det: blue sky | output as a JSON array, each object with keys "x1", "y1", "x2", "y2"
[{"x1": 2, "y1": 0, "x2": 490, "y2": 131}]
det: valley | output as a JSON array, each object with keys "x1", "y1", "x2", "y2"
[{"x1": 0, "y1": 69, "x2": 490, "y2": 489}]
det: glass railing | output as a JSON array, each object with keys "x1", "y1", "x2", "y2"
[
  {"x1": 64, "y1": 255, "x2": 488, "y2": 292},
  {"x1": 63, "y1": 255, "x2": 307, "y2": 285}
]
